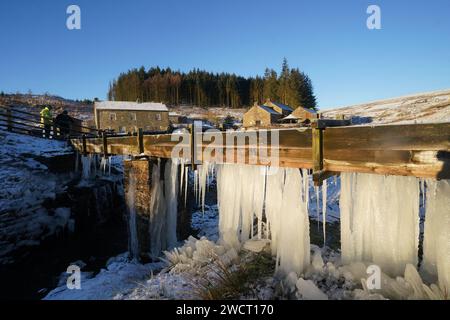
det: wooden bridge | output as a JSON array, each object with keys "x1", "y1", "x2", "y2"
[{"x1": 69, "y1": 121, "x2": 450, "y2": 184}]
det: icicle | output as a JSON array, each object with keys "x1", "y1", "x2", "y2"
[
  {"x1": 275, "y1": 168, "x2": 310, "y2": 276},
  {"x1": 197, "y1": 163, "x2": 209, "y2": 214},
  {"x1": 184, "y1": 166, "x2": 189, "y2": 206},
  {"x1": 421, "y1": 179, "x2": 450, "y2": 293},
  {"x1": 265, "y1": 167, "x2": 284, "y2": 254},
  {"x1": 148, "y1": 160, "x2": 167, "y2": 258},
  {"x1": 322, "y1": 178, "x2": 327, "y2": 247},
  {"x1": 340, "y1": 173, "x2": 420, "y2": 277},
  {"x1": 108, "y1": 156, "x2": 112, "y2": 176},
  {"x1": 164, "y1": 159, "x2": 179, "y2": 249},
  {"x1": 100, "y1": 156, "x2": 108, "y2": 174},
  {"x1": 193, "y1": 169, "x2": 198, "y2": 204},
  {"x1": 315, "y1": 185, "x2": 320, "y2": 230},
  {"x1": 179, "y1": 159, "x2": 185, "y2": 200},
  {"x1": 125, "y1": 167, "x2": 139, "y2": 260},
  {"x1": 217, "y1": 164, "x2": 310, "y2": 276},
  {"x1": 81, "y1": 155, "x2": 91, "y2": 180}
]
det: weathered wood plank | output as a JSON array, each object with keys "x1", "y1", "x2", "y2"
[{"x1": 70, "y1": 123, "x2": 450, "y2": 178}]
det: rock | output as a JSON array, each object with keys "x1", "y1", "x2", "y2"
[{"x1": 296, "y1": 278, "x2": 328, "y2": 300}]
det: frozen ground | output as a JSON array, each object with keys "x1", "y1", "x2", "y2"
[
  {"x1": 43, "y1": 173, "x2": 446, "y2": 300},
  {"x1": 323, "y1": 89, "x2": 450, "y2": 125},
  {"x1": 0, "y1": 129, "x2": 75, "y2": 264}
]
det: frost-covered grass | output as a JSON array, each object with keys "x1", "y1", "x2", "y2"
[{"x1": 192, "y1": 250, "x2": 275, "y2": 300}]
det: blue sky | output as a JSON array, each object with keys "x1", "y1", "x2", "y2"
[{"x1": 0, "y1": 0, "x2": 449, "y2": 109}]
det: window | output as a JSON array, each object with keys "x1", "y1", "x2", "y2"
[
  {"x1": 255, "y1": 120, "x2": 261, "y2": 126},
  {"x1": 130, "y1": 113, "x2": 136, "y2": 121},
  {"x1": 109, "y1": 113, "x2": 116, "y2": 121},
  {"x1": 155, "y1": 113, "x2": 162, "y2": 121}
]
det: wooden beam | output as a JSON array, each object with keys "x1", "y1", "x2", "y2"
[{"x1": 70, "y1": 123, "x2": 450, "y2": 179}]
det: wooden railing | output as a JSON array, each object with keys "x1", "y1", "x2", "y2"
[
  {"x1": 70, "y1": 121, "x2": 450, "y2": 184},
  {"x1": 0, "y1": 105, "x2": 101, "y2": 139}
]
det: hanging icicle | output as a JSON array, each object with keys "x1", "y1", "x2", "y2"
[
  {"x1": 217, "y1": 164, "x2": 310, "y2": 276},
  {"x1": 340, "y1": 172, "x2": 420, "y2": 277},
  {"x1": 421, "y1": 179, "x2": 450, "y2": 293},
  {"x1": 315, "y1": 185, "x2": 320, "y2": 230},
  {"x1": 125, "y1": 167, "x2": 139, "y2": 260},
  {"x1": 164, "y1": 159, "x2": 179, "y2": 250}
]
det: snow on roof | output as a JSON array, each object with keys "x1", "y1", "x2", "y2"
[
  {"x1": 95, "y1": 101, "x2": 168, "y2": 112},
  {"x1": 260, "y1": 105, "x2": 281, "y2": 115}
]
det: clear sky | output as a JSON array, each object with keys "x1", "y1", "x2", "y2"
[{"x1": 1, "y1": 0, "x2": 449, "y2": 109}]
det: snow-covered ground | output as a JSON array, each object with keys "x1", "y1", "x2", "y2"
[
  {"x1": 323, "y1": 89, "x2": 450, "y2": 125},
  {"x1": 44, "y1": 193, "x2": 444, "y2": 300},
  {"x1": 0, "y1": 129, "x2": 75, "y2": 264}
]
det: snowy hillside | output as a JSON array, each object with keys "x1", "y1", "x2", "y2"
[
  {"x1": 323, "y1": 89, "x2": 450, "y2": 125},
  {"x1": 0, "y1": 129, "x2": 74, "y2": 264}
]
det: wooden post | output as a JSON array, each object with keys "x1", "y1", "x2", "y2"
[
  {"x1": 6, "y1": 107, "x2": 12, "y2": 132},
  {"x1": 312, "y1": 127, "x2": 324, "y2": 172},
  {"x1": 102, "y1": 132, "x2": 108, "y2": 157},
  {"x1": 312, "y1": 117, "x2": 325, "y2": 186},
  {"x1": 82, "y1": 134, "x2": 87, "y2": 156},
  {"x1": 189, "y1": 124, "x2": 197, "y2": 170},
  {"x1": 137, "y1": 128, "x2": 144, "y2": 154}
]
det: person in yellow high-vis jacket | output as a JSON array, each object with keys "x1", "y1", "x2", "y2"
[{"x1": 40, "y1": 105, "x2": 53, "y2": 138}]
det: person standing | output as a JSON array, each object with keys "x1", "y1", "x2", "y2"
[{"x1": 40, "y1": 105, "x2": 53, "y2": 138}]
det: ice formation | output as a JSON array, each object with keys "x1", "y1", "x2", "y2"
[
  {"x1": 216, "y1": 164, "x2": 310, "y2": 276},
  {"x1": 421, "y1": 179, "x2": 450, "y2": 293},
  {"x1": 99, "y1": 156, "x2": 112, "y2": 175},
  {"x1": 81, "y1": 155, "x2": 92, "y2": 180},
  {"x1": 340, "y1": 172, "x2": 420, "y2": 277},
  {"x1": 275, "y1": 168, "x2": 310, "y2": 276},
  {"x1": 148, "y1": 159, "x2": 182, "y2": 257},
  {"x1": 191, "y1": 162, "x2": 216, "y2": 213},
  {"x1": 164, "y1": 159, "x2": 179, "y2": 249},
  {"x1": 125, "y1": 167, "x2": 139, "y2": 260}
]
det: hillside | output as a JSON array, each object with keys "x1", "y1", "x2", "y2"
[
  {"x1": 0, "y1": 93, "x2": 94, "y2": 122},
  {"x1": 323, "y1": 89, "x2": 450, "y2": 125}
]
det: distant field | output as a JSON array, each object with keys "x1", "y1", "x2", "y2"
[{"x1": 323, "y1": 89, "x2": 450, "y2": 125}]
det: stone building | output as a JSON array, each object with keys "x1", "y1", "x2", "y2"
[
  {"x1": 243, "y1": 104, "x2": 283, "y2": 127},
  {"x1": 263, "y1": 99, "x2": 293, "y2": 116},
  {"x1": 94, "y1": 101, "x2": 169, "y2": 133},
  {"x1": 286, "y1": 106, "x2": 317, "y2": 123}
]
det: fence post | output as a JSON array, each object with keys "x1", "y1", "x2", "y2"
[
  {"x1": 137, "y1": 128, "x2": 144, "y2": 154},
  {"x1": 189, "y1": 124, "x2": 197, "y2": 170},
  {"x1": 82, "y1": 134, "x2": 87, "y2": 156},
  {"x1": 311, "y1": 119, "x2": 324, "y2": 186}
]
